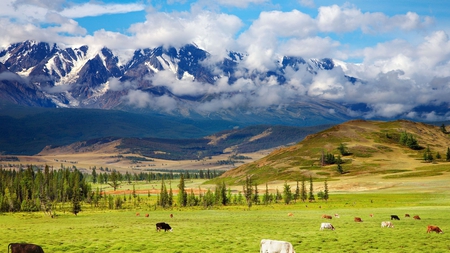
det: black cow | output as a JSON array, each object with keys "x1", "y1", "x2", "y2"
[
  {"x1": 156, "y1": 222, "x2": 172, "y2": 232},
  {"x1": 8, "y1": 243, "x2": 44, "y2": 253},
  {"x1": 390, "y1": 215, "x2": 400, "y2": 220}
]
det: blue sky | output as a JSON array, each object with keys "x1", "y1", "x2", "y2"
[{"x1": 1, "y1": 0, "x2": 450, "y2": 120}]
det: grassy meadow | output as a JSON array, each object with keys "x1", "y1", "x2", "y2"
[{"x1": 1, "y1": 192, "x2": 449, "y2": 253}]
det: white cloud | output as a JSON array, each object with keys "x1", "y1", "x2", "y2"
[
  {"x1": 299, "y1": 0, "x2": 315, "y2": 8},
  {"x1": 59, "y1": 3, "x2": 145, "y2": 18}
]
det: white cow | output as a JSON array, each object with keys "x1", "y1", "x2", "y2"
[
  {"x1": 320, "y1": 222, "x2": 335, "y2": 230},
  {"x1": 260, "y1": 239, "x2": 296, "y2": 253},
  {"x1": 381, "y1": 221, "x2": 394, "y2": 228}
]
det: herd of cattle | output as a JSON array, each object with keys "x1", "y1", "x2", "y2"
[
  {"x1": 7, "y1": 212, "x2": 444, "y2": 253},
  {"x1": 260, "y1": 213, "x2": 444, "y2": 253}
]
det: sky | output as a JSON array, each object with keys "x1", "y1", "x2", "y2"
[{"x1": 1, "y1": 0, "x2": 450, "y2": 120}]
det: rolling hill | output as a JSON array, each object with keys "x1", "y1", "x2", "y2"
[{"x1": 218, "y1": 119, "x2": 450, "y2": 186}]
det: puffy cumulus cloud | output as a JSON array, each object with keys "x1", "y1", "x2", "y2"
[
  {"x1": 279, "y1": 36, "x2": 342, "y2": 59},
  {"x1": 316, "y1": 4, "x2": 433, "y2": 34},
  {"x1": 108, "y1": 78, "x2": 136, "y2": 91},
  {"x1": 128, "y1": 10, "x2": 242, "y2": 59},
  {"x1": 123, "y1": 89, "x2": 178, "y2": 112},
  {"x1": 307, "y1": 68, "x2": 348, "y2": 100},
  {"x1": 237, "y1": 10, "x2": 316, "y2": 70},
  {"x1": 150, "y1": 70, "x2": 209, "y2": 96}
]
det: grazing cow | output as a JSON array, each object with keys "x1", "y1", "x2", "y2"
[
  {"x1": 136, "y1": 212, "x2": 140, "y2": 216},
  {"x1": 321, "y1": 214, "x2": 332, "y2": 219},
  {"x1": 145, "y1": 214, "x2": 149, "y2": 217},
  {"x1": 369, "y1": 214, "x2": 374, "y2": 217},
  {"x1": 354, "y1": 217, "x2": 363, "y2": 222},
  {"x1": 288, "y1": 213, "x2": 293, "y2": 216},
  {"x1": 413, "y1": 215, "x2": 421, "y2": 220},
  {"x1": 260, "y1": 239, "x2": 295, "y2": 253},
  {"x1": 334, "y1": 214, "x2": 340, "y2": 218},
  {"x1": 8, "y1": 243, "x2": 44, "y2": 253},
  {"x1": 405, "y1": 214, "x2": 410, "y2": 218},
  {"x1": 381, "y1": 221, "x2": 394, "y2": 228},
  {"x1": 170, "y1": 214, "x2": 173, "y2": 218},
  {"x1": 427, "y1": 225, "x2": 443, "y2": 234},
  {"x1": 320, "y1": 223, "x2": 335, "y2": 231},
  {"x1": 156, "y1": 222, "x2": 172, "y2": 232},
  {"x1": 390, "y1": 215, "x2": 400, "y2": 220}
]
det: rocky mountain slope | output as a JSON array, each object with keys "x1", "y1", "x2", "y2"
[{"x1": 0, "y1": 40, "x2": 354, "y2": 126}]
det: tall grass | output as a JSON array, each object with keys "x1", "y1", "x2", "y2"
[{"x1": 1, "y1": 193, "x2": 449, "y2": 252}]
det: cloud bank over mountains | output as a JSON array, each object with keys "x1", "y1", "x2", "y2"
[{"x1": 1, "y1": 0, "x2": 450, "y2": 121}]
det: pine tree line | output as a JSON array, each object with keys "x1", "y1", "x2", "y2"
[{"x1": 0, "y1": 165, "x2": 90, "y2": 214}]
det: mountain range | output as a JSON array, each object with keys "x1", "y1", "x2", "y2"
[{"x1": 0, "y1": 40, "x2": 353, "y2": 126}]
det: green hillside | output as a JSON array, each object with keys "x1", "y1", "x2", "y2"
[{"x1": 217, "y1": 119, "x2": 450, "y2": 185}]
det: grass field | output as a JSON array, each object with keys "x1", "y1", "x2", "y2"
[{"x1": 1, "y1": 192, "x2": 449, "y2": 253}]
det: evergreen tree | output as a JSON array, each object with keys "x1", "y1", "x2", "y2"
[
  {"x1": 436, "y1": 152, "x2": 441, "y2": 160},
  {"x1": 71, "y1": 171, "x2": 82, "y2": 215},
  {"x1": 294, "y1": 180, "x2": 300, "y2": 202},
  {"x1": 159, "y1": 178, "x2": 169, "y2": 208},
  {"x1": 446, "y1": 147, "x2": 450, "y2": 161},
  {"x1": 253, "y1": 183, "x2": 259, "y2": 205},
  {"x1": 243, "y1": 176, "x2": 253, "y2": 208},
  {"x1": 283, "y1": 182, "x2": 292, "y2": 205},
  {"x1": 338, "y1": 143, "x2": 349, "y2": 156},
  {"x1": 108, "y1": 171, "x2": 121, "y2": 191},
  {"x1": 177, "y1": 174, "x2": 187, "y2": 207},
  {"x1": 263, "y1": 183, "x2": 270, "y2": 205},
  {"x1": 301, "y1": 177, "x2": 307, "y2": 202},
  {"x1": 323, "y1": 180, "x2": 329, "y2": 202},
  {"x1": 168, "y1": 184, "x2": 173, "y2": 207},
  {"x1": 91, "y1": 167, "x2": 97, "y2": 184},
  {"x1": 440, "y1": 124, "x2": 447, "y2": 134},
  {"x1": 308, "y1": 176, "x2": 315, "y2": 202}
]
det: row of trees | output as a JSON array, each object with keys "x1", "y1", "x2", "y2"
[
  {"x1": 91, "y1": 167, "x2": 223, "y2": 185},
  {"x1": 158, "y1": 175, "x2": 329, "y2": 209}
]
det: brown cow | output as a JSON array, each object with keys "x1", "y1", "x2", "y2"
[
  {"x1": 136, "y1": 212, "x2": 140, "y2": 216},
  {"x1": 405, "y1": 214, "x2": 410, "y2": 217},
  {"x1": 427, "y1": 225, "x2": 443, "y2": 234},
  {"x1": 354, "y1": 217, "x2": 363, "y2": 222},
  {"x1": 288, "y1": 213, "x2": 294, "y2": 216},
  {"x1": 413, "y1": 215, "x2": 421, "y2": 220},
  {"x1": 8, "y1": 243, "x2": 44, "y2": 253},
  {"x1": 170, "y1": 214, "x2": 173, "y2": 218},
  {"x1": 145, "y1": 214, "x2": 149, "y2": 217},
  {"x1": 322, "y1": 214, "x2": 332, "y2": 219},
  {"x1": 369, "y1": 214, "x2": 374, "y2": 217}
]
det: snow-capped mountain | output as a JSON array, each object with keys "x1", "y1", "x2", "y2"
[{"x1": 0, "y1": 40, "x2": 355, "y2": 125}]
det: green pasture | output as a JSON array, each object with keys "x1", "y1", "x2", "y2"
[{"x1": 1, "y1": 193, "x2": 449, "y2": 253}]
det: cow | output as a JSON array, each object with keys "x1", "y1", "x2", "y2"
[
  {"x1": 136, "y1": 212, "x2": 140, "y2": 216},
  {"x1": 156, "y1": 222, "x2": 172, "y2": 232},
  {"x1": 170, "y1": 214, "x2": 173, "y2": 218},
  {"x1": 320, "y1": 223, "x2": 335, "y2": 231},
  {"x1": 145, "y1": 213, "x2": 149, "y2": 217},
  {"x1": 405, "y1": 214, "x2": 410, "y2": 218},
  {"x1": 334, "y1": 214, "x2": 340, "y2": 218},
  {"x1": 8, "y1": 243, "x2": 44, "y2": 253},
  {"x1": 369, "y1": 214, "x2": 374, "y2": 217},
  {"x1": 260, "y1": 239, "x2": 295, "y2": 253},
  {"x1": 427, "y1": 225, "x2": 443, "y2": 234},
  {"x1": 288, "y1": 213, "x2": 293, "y2": 216},
  {"x1": 321, "y1": 214, "x2": 332, "y2": 219},
  {"x1": 390, "y1": 215, "x2": 400, "y2": 220},
  {"x1": 354, "y1": 217, "x2": 363, "y2": 222},
  {"x1": 381, "y1": 221, "x2": 394, "y2": 228},
  {"x1": 413, "y1": 215, "x2": 421, "y2": 220}
]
